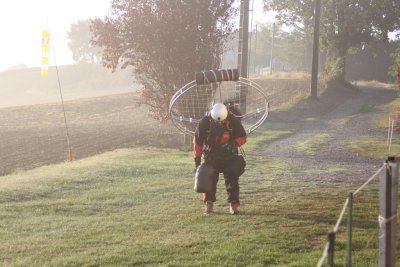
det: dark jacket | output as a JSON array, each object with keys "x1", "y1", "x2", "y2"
[{"x1": 193, "y1": 113, "x2": 247, "y2": 169}]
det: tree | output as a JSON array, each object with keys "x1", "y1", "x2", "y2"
[
  {"x1": 389, "y1": 45, "x2": 400, "y2": 80},
  {"x1": 91, "y1": 0, "x2": 236, "y2": 122},
  {"x1": 67, "y1": 19, "x2": 102, "y2": 64},
  {"x1": 263, "y1": 0, "x2": 400, "y2": 82},
  {"x1": 248, "y1": 24, "x2": 312, "y2": 73}
]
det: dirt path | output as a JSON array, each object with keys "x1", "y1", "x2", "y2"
[{"x1": 258, "y1": 85, "x2": 398, "y2": 182}]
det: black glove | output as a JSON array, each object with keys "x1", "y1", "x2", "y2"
[{"x1": 193, "y1": 157, "x2": 201, "y2": 173}]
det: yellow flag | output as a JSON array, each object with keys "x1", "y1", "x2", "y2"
[
  {"x1": 41, "y1": 57, "x2": 49, "y2": 65},
  {"x1": 42, "y1": 45, "x2": 50, "y2": 53},
  {"x1": 41, "y1": 30, "x2": 51, "y2": 77},
  {"x1": 41, "y1": 68, "x2": 48, "y2": 77}
]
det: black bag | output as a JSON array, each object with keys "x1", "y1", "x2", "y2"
[
  {"x1": 224, "y1": 154, "x2": 246, "y2": 177},
  {"x1": 194, "y1": 163, "x2": 216, "y2": 193}
]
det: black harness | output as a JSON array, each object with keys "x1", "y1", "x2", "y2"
[{"x1": 203, "y1": 119, "x2": 236, "y2": 171}]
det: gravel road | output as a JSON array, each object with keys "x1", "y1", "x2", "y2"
[{"x1": 258, "y1": 84, "x2": 398, "y2": 182}]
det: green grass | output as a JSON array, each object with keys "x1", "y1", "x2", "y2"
[
  {"x1": 0, "y1": 137, "x2": 389, "y2": 266},
  {"x1": 244, "y1": 122, "x2": 300, "y2": 152},
  {"x1": 295, "y1": 134, "x2": 331, "y2": 155},
  {"x1": 1, "y1": 79, "x2": 398, "y2": 266},
  {"x1": 272, "y1": 91, "x2": 309, "y2": 112},
  {"x1": 348, "y1": 137, "x2": 400, "y2": 159},
  {"x1": 340, "y1": 102, "x2": 377, "y2": 126},
  {"x1": 377, "y1": 96, "x2": 400, "y2": 129},
  {"x1": 347, "y1": 94, "x2": 400, "y2": 193},
  {"x1": 347, "y1": 89, "x2": 400, "y2": 160}
]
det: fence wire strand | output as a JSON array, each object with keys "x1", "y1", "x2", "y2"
[
  {"x1": 333, "y1": 198, "x2": 349, "y2": 233},
  {"x1": 353, "y1": 165, "x2": 385, "y2": 196},
  {"x1": 317, "y1": 243, "x2": 329, "y2": 267}
]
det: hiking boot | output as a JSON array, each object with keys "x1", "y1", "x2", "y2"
[
  {"x1": 229, "y1": 202, "x2": 239, "y2": 215},
  {"x1": 204, "y1": 201, "x2": 213, "y2": 215}
]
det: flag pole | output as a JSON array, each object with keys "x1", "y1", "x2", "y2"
[{"x1": 43, "y1": 31, "x2": 74, "y2": 161}]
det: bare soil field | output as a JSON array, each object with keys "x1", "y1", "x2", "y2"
[{"x1": 0, "y1": 93, "x2": 179, "y2": 176}]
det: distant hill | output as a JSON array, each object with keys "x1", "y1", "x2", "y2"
[{"x1": 0, "y1": 64, "x2": 139, "y2": 108}]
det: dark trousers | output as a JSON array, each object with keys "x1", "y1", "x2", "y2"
[{"x1": 203, "y1": 170, "x2": 240, "y2": 204}]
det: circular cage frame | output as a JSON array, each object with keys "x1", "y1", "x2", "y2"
[{"x1": 169, "y1": 77, "x2": 269, "y2": 136}]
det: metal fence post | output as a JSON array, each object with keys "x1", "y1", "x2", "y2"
[
  {"x1": 346, "y1": 192, "x2": 353, "y2": 267},
  {"x1": 389, "y1": 157, "x2": 398, "y2": 266},
  {"x1": 379, "y1": 157, "x2": 398, "y2": 267},
  {"x1": 327, "y1": 231, "x2": 335, "y2": 267}
]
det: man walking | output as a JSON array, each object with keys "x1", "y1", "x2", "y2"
[{"x1": 193, "y1": 103, "x2": 247, "y2": 215}]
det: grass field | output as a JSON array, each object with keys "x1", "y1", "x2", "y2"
[
  {"x1": 0, "y1": 124, "x2": 390, "y2": 266},
  {"x1": 0, "y1": 68, "x2": 398, "y2": 266}
]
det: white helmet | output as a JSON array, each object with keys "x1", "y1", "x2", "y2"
[{"x1": 210, "y1": 103, "x2": 228, "y2": 121}]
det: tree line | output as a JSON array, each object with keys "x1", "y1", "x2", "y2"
[{"x1": 67, "y1": 0, "x2": 400, "y2": 120}]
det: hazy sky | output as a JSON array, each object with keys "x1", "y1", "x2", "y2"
[{"x1": 0, "y1": 0, "x2": 272, "y2": 72}]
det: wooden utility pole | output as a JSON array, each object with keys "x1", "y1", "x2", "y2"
[
  {"x1": 237, "y1": 0, "x2": 249, "y2": 78},
  {"x1": 247, "y1": 0, "x2": 254, "y2": 76},
  {"x1": 237, "y1": 0, "x2": 249, "y2": 113},
  {"x1": 310, "y1": 0, "x2": 321, "y2": 99},
  {"x1": 254, "y1": 24, "x2": 258, "y2": 74},
  {"x1": 269, "y1": 23, "x2": 275, "y2": 75}
]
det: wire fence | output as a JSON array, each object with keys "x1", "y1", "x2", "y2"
[
  {"x1": 316, "y1": 166, "x2": 383, "y2": 266},
  {"x1": 316, "y1": 159, "x2": 398, "y2": 267},
  {"x1": 316, "y1": 117, "x2": 398, "y2": 266}
]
